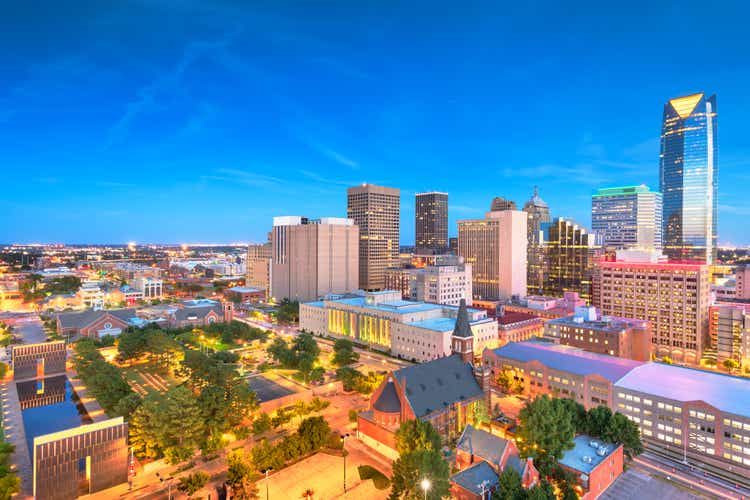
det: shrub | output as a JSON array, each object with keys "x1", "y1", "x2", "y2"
[
  {"x1": 177, "y1": 471, "x2": 209, "y2": 495},
  {"x1": 358, "y1": 465, "x2": 390, "y2": 490}
]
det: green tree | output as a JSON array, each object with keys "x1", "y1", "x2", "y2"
[
  {"x1": 297, "y1": 416, "x2": 331, "y2": 451},
  {"x1": 395, "y1": 419, "x2": 442, "y2": 455},
  {"x1": 332, "y1": 338, "x2": 359, "y2": 366},
  {"x1": 227, "y1": 449, "x2": 254, "y2": 489},
  {"x1": 495, "y1": 370, "x2": 512, "y2": 392},
  {"x1": 158, "y1": 386, "x2": 205, "y2": 463},
  {"x1": 472, "y1": 400, "x2": 490, "y2": 426},
  {"x1": 723, "y1": 359, "x2": 739, "y2": 371},
  {"x1": 253, "y1": 413, "x2": 272, "y2": 435},
  {"x1": 604, "y1": 412, "x2": 643, "y2": 459},
  {"x1": 526, "y1": 480, "x2": 556, "y2": 500},
  {"x1": 251, "y1": 439, "x2": 284, "y2": 472},
  {"x1": 117, "y1": 329, "x2": 148, "y2": 364},
  {"x1": 232, "y1": 477, "x2": 259, "y2": 500},
  {"x1": 129, "y1": 398, "x2": 163, "y2": 459},
  {"x1": 585, "y1": 405, "x2": 613, "y2": 437},
  {"x1": 492, "y1": 467, "x2": 524, "y2": 500},
  {"x1": 516, "y1": 395, "x2": 575, "y2": 474},
  {"x1": 267, "y1": 338, "x2": 292, "y2": 366},
  {"x1": 113, "y1": 393, "x2": 142, "y2": 419},
  {"x1": 348, "y1": 409, "x2": 359, "y2": 423},
  {"x1": 177, "y1": 471, "x2": 209, "y2": 495},
  {"x1": 559, "y1": 398, "x2": 587, "y2": 433},
  {"x1": 389, "y1": 450, "x2": 450, "y2": 500},
  {"x1": 275, "y1": 299, "x2": 300, "y2": 323}
]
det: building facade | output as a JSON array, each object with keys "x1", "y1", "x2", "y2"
[
  {"x1": 595, "y1": 258, "x2": 710, "y2": 365},
  {"x1": 347, "y1": 184, "x2": 400, "y2": 291},
  {"x1": 458, "y1": 209, "x2": 527, "y2": 301},
  {"x1": 490, "y1": 197, "x2": 517, "y2": 212},
  {"x1": 708, "y1": 304, "x2": 750, "y2": 369},
  {"x1": 133, "y1": 276, "x2": 162, "y2": 299},
  {"x1": 592, "y1": 185, "x2": 662, "y2": 251},
  {"x1": 543, "y1": 218, "x2": 598, "y2": 303},
  {"x1": 299, "y1": 291, "x2": 497, "y2": 362},
  {"x1": 271, "y1": 216, "x2": 359, "y2": 302},
  {"x1": 523, "y1": 187, "x2": 551, "y2": 296},
  {"x1": 544, "y1": 306, "x2": 652, "y2": 361},
  {"x1": 247, "y1": 242, "x2": 272, "y2": 296},
  {"x1": 415, "y1": 191, "x2": 448, "y2": 253},
  {"x1": 660, "y1": 93, "x2": 718, "y2": 264},
  {"x1": 385, "y1": 261, "x2": 472, "y2": 307}
]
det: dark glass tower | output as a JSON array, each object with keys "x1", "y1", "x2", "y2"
[
  {"x1": 415, "y1": 192, "x2": 448, "y2": 253},
  {"x1": 523, "y1": 186, "x2": 551, "y2": 295},
  {"x1": 659, "y1": 93, "x2": 718, "y2": 263}
]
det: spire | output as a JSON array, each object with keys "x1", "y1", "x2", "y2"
[
  {"x1": 533, "y1": 185, "x2": 539, "y2": 197},
  {"x1": 452, "y1": 299, "x2": 472, "y2": 338}
]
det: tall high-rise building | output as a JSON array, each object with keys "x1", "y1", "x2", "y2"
[
  {"x1": 247, "y1": 242, "x2": 272, "y2": 296},
  {"x1": 659, "y1": 92, "x2": 718, "y2": 263},
  {"x1": 490, "y1": 197, "x2": 517, "y2": 212},
  {"x1": 592, "y1": 184, "x2": 663, "y2": 250},
  {"x1": 523, "y1": 186, "x2": 551, "y2": 295},
  {"x1": 415, "y1": 191, "x2": 448, "y2": 253},
  {"x1": 458, "y1": 209, "x2": 527, "y2": 300},
  {"x1": 271, "y1": 216, "x2": 359, "y2": 302},
  {"x1": 543, "y1": 217, "x2": 598, "y2": 303},
  {"x1": 595, "y1": 253, "x2": 710, "y2": 365},
  {"x1": 347, "y1": 184, "x2": 400, "y2": 290}
]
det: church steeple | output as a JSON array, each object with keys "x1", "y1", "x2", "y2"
[{"x1": 451, "y1": 299, "x2": 474, "y2": 363}]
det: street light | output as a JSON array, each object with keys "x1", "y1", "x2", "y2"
[
  {"x1": 261, "y1": 468, "x2": 272, "y2": 500},
  {"x1": 156, "y1": 472, "x2": 172, "y2": 500},
  {"x1": 341, "y1": 433, "x2": 350, "y2": 492},
  {"x1": 420, "y1": 478, "x2": 431, "y2": 500}
]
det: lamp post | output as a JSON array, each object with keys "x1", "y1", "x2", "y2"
[
  {"x1": 341, "y1": 433, "x2": 350, "y2": 492},
  {"x1": 156, "y1": 472, "x2": 172, "y2": 500},
  {"x1": 261, "y1": 468, "x2": 272, "y2": 500},
  {"x1": 420, "y1": 478, "x2": 431, "y2": 500}
]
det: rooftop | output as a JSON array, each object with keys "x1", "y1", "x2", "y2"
[
  {"x1": 456, "y1": 424, "x2": 510, "y2": 468},
  {"x1": 559, "y1": 435, "x2": 620, "y2": 476},
  {"x1": 615, "y1": 363, "x2": 750, "y2": 417},
  {"x1": 393, "y1": 355, "x2": 484, "y2": 417},
  {"x1": 490, "y1": 341, "x2": 642, "y2": 382},
  {"x1": 227, "y1": 286, "x2": 262, "y2": 293},
  {"x1": 498, "y1": 311, "x2": 539, "y2": 326},
  {"x1": 548, "y1": 315, "x2": 647, "y2": 333},
  {"x1": 450, "y1": 461, "x2": 498, "y2": 496}
]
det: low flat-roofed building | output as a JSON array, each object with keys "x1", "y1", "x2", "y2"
[
  {"x1": 300, "y1": 290, "x2": 498, "y2": 362},
  {"x1": 614, "y1": 363, "x2": 750, "y2": 474},
  {"x1": 544, "y1": 306, "x2": 652, "y2": 361},
  {"x1": 498, "y1": 310, "x2": 544, "y2": 344},
  {"x1": 483, "y1": 341, "x2": 643, "y2": 409},
  {"x1": 505, "y1": 291, "x2": 586, "y2": 321},
  {"x1": 224, "y1": 286, "x2": 266, "y2": 303},
  {"x1": 558, "y1": 435, "x2": 624, "y2": 499}
]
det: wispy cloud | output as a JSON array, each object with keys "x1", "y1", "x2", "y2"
[
  {"x1": 205, "y1": 168, "x2": 284, "y2": 189},
  {"x1": 718, "y1": 204, "x2": 750, "y2": 215},
  {"x1": 297, "y1": 169, "x2": 359, "y2": 187},
  {"x1": 104, "y1": 30, "x2": 240, "y2": 149},
  {"x1": 503, "y1": 163, "x2": 610, "y2": 185},
  {"x1": 316, "y1": 146, "x2": 359, "y2": 169}
]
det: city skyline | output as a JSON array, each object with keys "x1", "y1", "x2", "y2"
[{"x1": 3, "y1": 3, "x2": 750, "y2": 245}]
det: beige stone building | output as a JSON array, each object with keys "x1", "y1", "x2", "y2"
[
  {"x1": 347, "y1": 184, "x2": 400, "y2": 291},
  {"x1": 458, "y1": 209, "x2": 527, "y2": 301},
  {"x1": 246, "y1": 242, "x2": 271, "y2": 296},
  {"x1": 595, "y1": 255, "x2": 710, "y2": 365},
  {"x1": 271, "y1": 216, "x2": 359, "y2": 302}
]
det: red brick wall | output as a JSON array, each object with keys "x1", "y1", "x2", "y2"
[
  {"x1": 79, "y1": 314, "x2": 129, "y2": 338},
  {"x1": 358, "y1": 415, "x2": 397, "y2": 450},
  {"x1": 582, "y1": 444, "x2": 623, "y2": 500},
  {"x1": 449, "y1": 483, "x2": 481, "y2": 500}
]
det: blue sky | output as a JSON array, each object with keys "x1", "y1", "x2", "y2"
[{"x1": 2, "y1": 2, "x2": 749, "y2": 245}]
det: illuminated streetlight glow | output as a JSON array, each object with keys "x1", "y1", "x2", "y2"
[{"x1": 420, "y1": 478, "x2": 431, "y2": 500}]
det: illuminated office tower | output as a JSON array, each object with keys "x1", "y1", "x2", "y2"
[
  {"x1": 415, "y1": 191, "x2": 448, "y2": 253},
  {"x1": 347, "y1": 184, "x2": 400, "y2": 290},
  {"x1": 458, "y1": 209, "x2": 527, "y2": 300},
  {"x1": 659, "y1": 92, "x2": 718, "y2": 263},
  {"x1": 592, "y1": 184, "x2": 662, "y2": 250},
  {"x1": 523, "y1": 186, "x2": 551, "y2": 295},
  {"x1": 543, "y1": 217, "x2": 598, "y2": 303},
  {"x1": 271, "y1": 216, "x2": 359, "y2": 302}
]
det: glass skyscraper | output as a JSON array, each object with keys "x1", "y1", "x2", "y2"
[
  {"x1": 592, "y1": 184, "x2": 662, "y2": 250},
  {"x1": 415, "y1": 191, "x2": 448, "y2": 253},
  {"x1": 659, "y1": 92, "x2": 718, "y2": 263}
]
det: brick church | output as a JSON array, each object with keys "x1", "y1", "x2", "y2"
[{"x1": 356, "y1": 299, "x2": 492, "y2": 460}]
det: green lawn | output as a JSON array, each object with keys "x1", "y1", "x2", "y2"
[{"x1": 121, "y1": 363, "x2": 183, "y2": 401}]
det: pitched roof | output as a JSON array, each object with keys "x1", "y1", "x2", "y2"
[
  {"x1": 450, "y1": 461, "x2": 499, "y2": 496},
  {"x1": 57, "y1": 308, "x2": 136, "y2": 330},
  {"x1": 373, "y1": 380, "x2": 401, "y2": 413},
  {"x1": 393, "y1": 355, "x2": 484, "y2": 418},
  {"x1": 173, "y1": 304, "x2": 222, "y2": 321},
  {"x1": 491, "y1": 341, "x2": 642, "y2": 383},
  {"x1": 456, "y1": 424, "x2": 510, "y2": 467},
  {"x1": 452, "y1": 299, "x2": 472, "y2": 338}
]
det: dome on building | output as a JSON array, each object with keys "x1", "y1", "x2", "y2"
[{"x1": 524, "y1": 186, "x2": 548, "y2": 209}]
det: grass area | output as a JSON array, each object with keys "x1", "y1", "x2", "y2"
[
  {"x1": 121, "y1": 363, "x2": 183, "y2": 401},
  {"x1": 358, "y1": 465, "x2": 390, "y2": 490}
]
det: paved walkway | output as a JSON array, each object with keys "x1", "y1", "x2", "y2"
[
  {"x1": 66, "y1": 365, "x2": 108, "y2": 422},
  {"x1": 1, "y1": 381, "x2": 33, "y2": 498}
]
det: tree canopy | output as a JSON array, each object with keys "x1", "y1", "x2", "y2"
[
  {"x1": 516, "y1": 395, "x2": 576, "y2": 474},
  {"x1": 390, "y1": 420, "x2": 449, "y2": 500}
]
